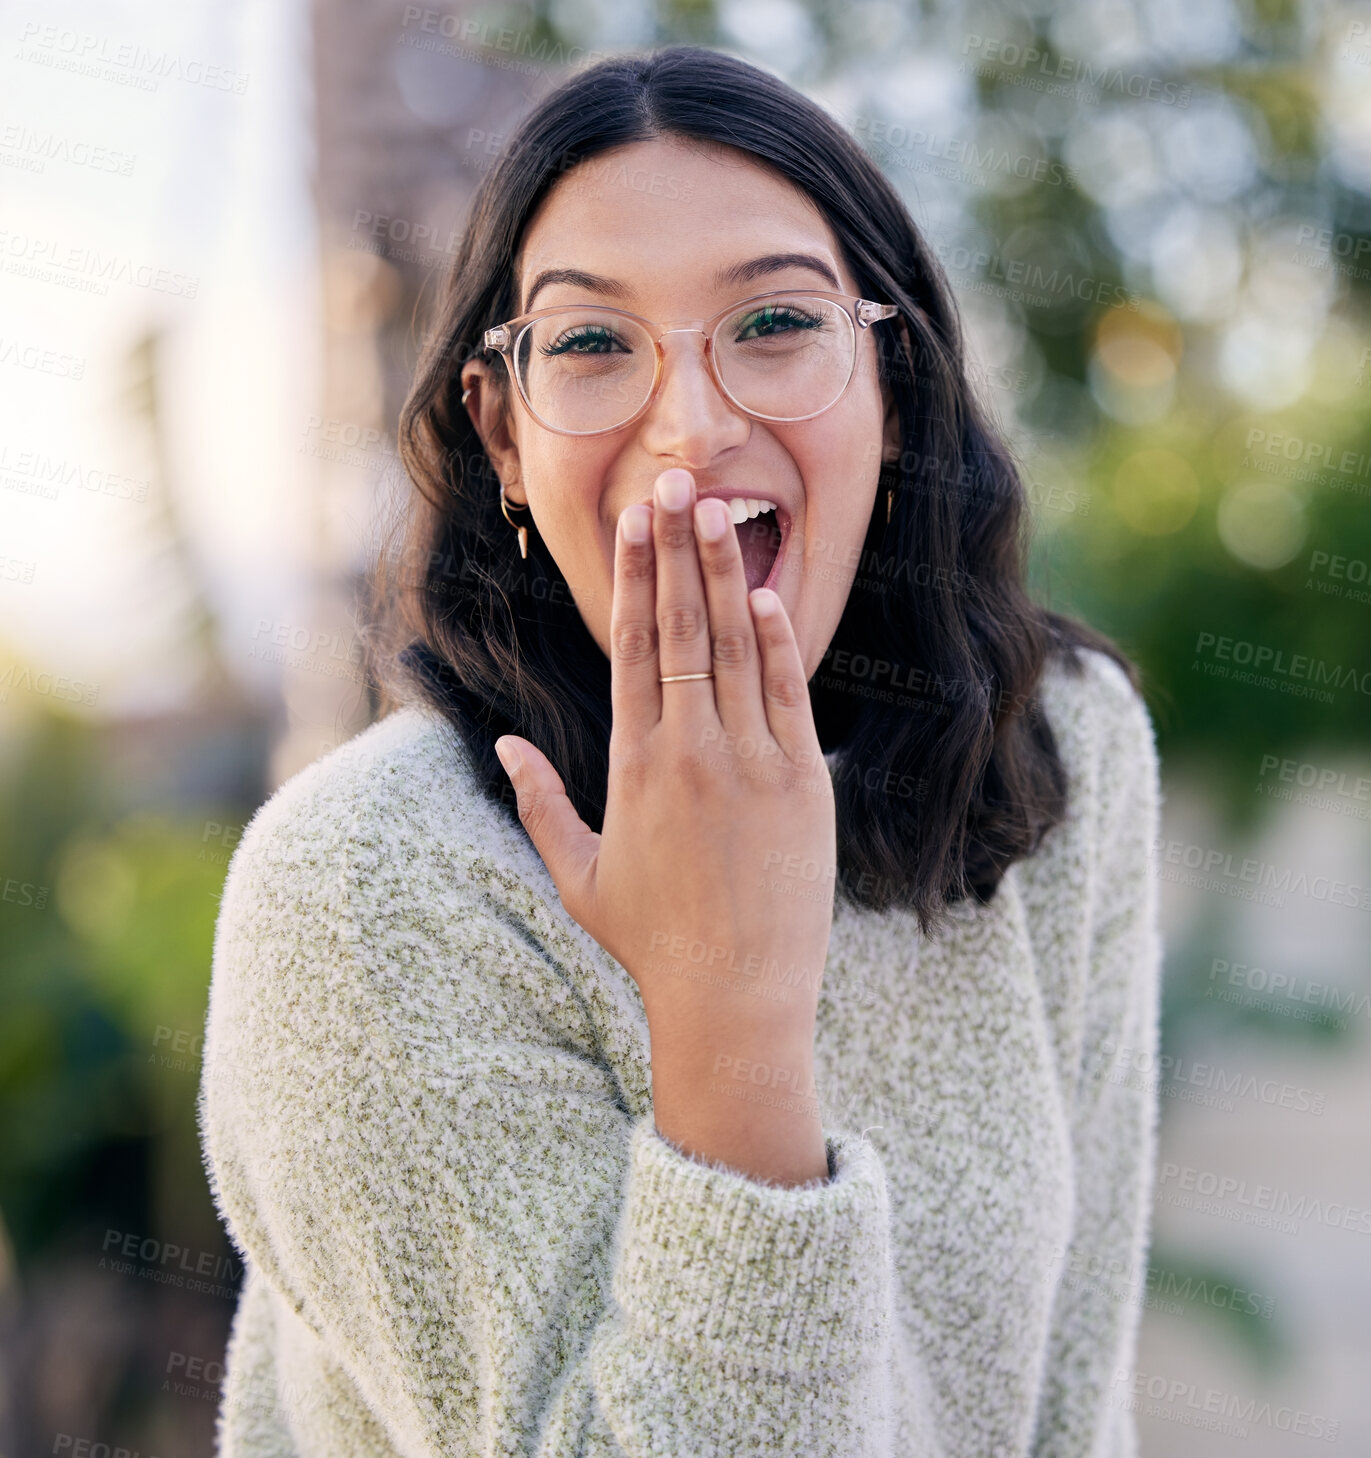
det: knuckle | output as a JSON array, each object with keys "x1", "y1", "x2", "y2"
[
  {"x1": 618, "y1": 547, "x2": 655, "y2": 582},
  {"x1": 698, "y1": 542, "x2": 738, "y2": 579},
  {"x1": 659, "y1": 602, "x2": 705, "y2": 643},
  {"x1": 666, "y1": 744, "x2": 707, "y2": 781},
  {"x1": 612, "y1": 621, "x2": 656, "y2": 664},
  {"x1": 711, "y1": 629, "x2": 753, "y2": 670},
  {"x1": 609, "y1": 739, "x2": 649, "y2": 787},
  {"x1": 656, "y1": 517, "x2": 694, "y2": 551},
  {"x1": 515, "y1": 786, "x2": 548, "y2": 831},
  {"x1": 764, "y1": 672, "x2": 807, "y2": 711}
]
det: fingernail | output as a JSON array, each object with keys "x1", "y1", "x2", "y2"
[
  {"x1": 494, "y1": 738, "x2": 521, "y2": 776},
  {"x1": 749, "y1": 588, "x2": 779, "y2": 617},
  {"x1": 656, "y1": 469, "x2": 691, "y2": 511},
  {"x1": 621, "y1": 504, "x2": 650, "y2": 544},
  {"x1": 694, "y1": 498, "x2": 729, "y2": 542}
]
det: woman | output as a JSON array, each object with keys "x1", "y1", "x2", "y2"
[{"x1": 199, "y1": 44, "x2": 1161, "y2": 1458}]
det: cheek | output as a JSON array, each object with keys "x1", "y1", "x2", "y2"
[
  {"x1": 521, "y1": 446, "x2": 621, "y2": 628},
  {"x1": 526, "y1": 447, "x2": 610, "y2": 547},
  {"x1": 793, "y1": 412, "x2": 883, "y2": 535}
]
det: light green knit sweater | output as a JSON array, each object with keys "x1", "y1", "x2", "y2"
[{"x1": 197, "y1": 645, "x2": 1161, "y2": 1457}]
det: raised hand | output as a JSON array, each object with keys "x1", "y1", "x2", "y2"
[{"x1": 495, "y1": 466, "x2": 836, "y2": 1184}]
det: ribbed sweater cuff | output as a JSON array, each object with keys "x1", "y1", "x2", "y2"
[{"x1": 613, "y1": 1113, "x2": 893, "y2": 1378}]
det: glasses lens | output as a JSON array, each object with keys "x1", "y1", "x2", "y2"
[
  {"x1": 515, "y1": 310, "x2": 654, "y2": 433},
  {"x1": 714, "y1": 297, "x2": 855, "y2": 420}
]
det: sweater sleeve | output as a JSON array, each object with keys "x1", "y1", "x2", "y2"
[
  {"x1": 197, "y1": 772, "x2": 899, "y2": 1458},
  {"x1": 1029, "y1": 658, "x2": 1164, "y2": 1458}
]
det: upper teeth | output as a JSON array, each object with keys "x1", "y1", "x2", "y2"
[{"x1": 725, "y1": 497, "x2": 778, "y2": 524}]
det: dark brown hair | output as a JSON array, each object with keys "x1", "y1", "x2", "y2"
[{"x1": 367, "y1": 43, "x2": 1132, "y2": 933}]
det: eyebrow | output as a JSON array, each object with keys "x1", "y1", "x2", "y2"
[{"x1": 521, "y1": 252, "x2": 843, "y2": 313}]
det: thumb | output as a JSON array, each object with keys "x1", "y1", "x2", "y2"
[{"x1": 495, "y1": 736, "x2": 599, "y2": 913}]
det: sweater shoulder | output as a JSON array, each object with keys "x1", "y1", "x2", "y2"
[
  {"x1": 1036, "y1": 644, "x2": 1157, "y2": 802},
  {"x1": 209, "y1": 703, "x2": 610, "y2": 1057},
  {"x1": 221, "y1": 702, "x2": 497, "y2": 895},
  {"x1": 1038, "y1": 644, "x2": 1149, "y2": 745},
  {"x1": 212, "y1": 701, "x2": 541, "y2": 982}
]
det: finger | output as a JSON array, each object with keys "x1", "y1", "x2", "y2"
[
  {"x1": 652, "y1": 467, "x2": 714, "y2": 694},
  {"x1": 495, "y1": 736, "x2": 600, "y2": 918},
  {"x1": 692, "y1": 495, "x2": 767, "y2": 732},
  {"x1": 747, "y1": 590, "x2": 822, "y2": 768},
  {"x1": 610, "y1": 502, "x2": 660, "y2": 737}
]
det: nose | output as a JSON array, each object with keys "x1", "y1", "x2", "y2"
[{"x1": 635, "y1": 328, "x2": 750, "y2": 465}]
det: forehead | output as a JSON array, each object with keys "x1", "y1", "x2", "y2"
[{"x1": 515, "y1": 137, "x2": 852, "y2": 305}]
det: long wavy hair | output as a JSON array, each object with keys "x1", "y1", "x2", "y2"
[{"x1": 367, "y1": 43, "x2": 1132, "y2": 933}]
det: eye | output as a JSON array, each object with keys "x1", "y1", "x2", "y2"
[
  {"x1": 540, "y1": 324, "x2": 629, "y2": 357},
  {"x1": 732, "y1": 304, "x2": 825, "y2": 341}
]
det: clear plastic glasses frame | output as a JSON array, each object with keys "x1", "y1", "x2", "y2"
[{"x1": 481, "y1": 289, "x2": 900, "y2": 436}]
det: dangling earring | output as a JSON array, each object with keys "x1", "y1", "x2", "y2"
[
  {"x1": 466, "y1": 379, "x2": 530, "y2": 559},
  {"x1": 500, "y1": 481, "x2": 530, "y2": 560},
  {"x1": 886, "y1": 484, "x2": 894, "y2": 525}
]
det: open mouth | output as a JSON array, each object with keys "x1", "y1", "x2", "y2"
[{"x1": 732, "y1": 503, "x2": 787, "y2": 594}]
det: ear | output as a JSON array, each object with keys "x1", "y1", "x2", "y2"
[{"x1": 460, "y1": 360, "x2": 527, "y2": 507}]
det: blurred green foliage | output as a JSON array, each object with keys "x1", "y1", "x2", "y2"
[{"x1": 0, "y1": 710, "x2": 234, "y2": 1262}]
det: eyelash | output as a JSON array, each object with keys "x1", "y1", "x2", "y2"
[{"x1": 540, "y1": 305, "x2": 826, "y2": 356}]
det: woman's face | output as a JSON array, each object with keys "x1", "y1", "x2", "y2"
[{"x1": 462, "y1": 136, "x2": 899, "y2": 679}]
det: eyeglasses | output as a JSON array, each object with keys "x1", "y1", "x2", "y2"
[{"x1": 482, "y1": 289, "x2": 899, "y2": 436}]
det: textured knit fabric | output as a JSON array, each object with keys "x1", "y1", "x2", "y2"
[{"x1": 196, "y1": 645, "x2": 1162, "y2": 1457}]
